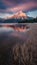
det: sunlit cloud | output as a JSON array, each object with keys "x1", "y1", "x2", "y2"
[
  {"x1": 0, "y1": 2, "x2": 37, "y2": 13},
  {"x1": 0, "y1": 0, "x2": 37, "y2": 18},
  {"x1": 7, "y1": 2, "x2": 37, "y2": 12}
]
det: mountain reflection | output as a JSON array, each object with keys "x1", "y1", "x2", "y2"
[{"x1": 0, "y1": 24, "x2": 37, "y2": 65}]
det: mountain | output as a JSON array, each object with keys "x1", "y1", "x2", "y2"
[
  {"x1": 0, "y1": 11, "x2": 36, "y2": 23},
  {"x1": 7, "y1": 11, "x2": 28, "y2": 19}
]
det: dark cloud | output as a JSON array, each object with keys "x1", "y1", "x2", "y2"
[{"x1": 0, "y1": 1, "x2": 6, "y2": 9}]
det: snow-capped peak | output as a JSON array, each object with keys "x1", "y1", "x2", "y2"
[
  {"x1": 6, "y1": 11, "x2": 28, "y2": 19},
  {"x1": 15, "y1": 11, "x2": 27, "y2": 16}
]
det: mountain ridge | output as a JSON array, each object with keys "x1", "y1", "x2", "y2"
[{"x1": 6, "y1": 11, "x2": 29, "y2": 19}]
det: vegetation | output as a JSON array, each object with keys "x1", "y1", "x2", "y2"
[
  {"x1": 0, "y1": 17, "x2": 37, "y2": 23},
  {"x1": 18, "y1": 18, "x2": 37, "y2": 23}
]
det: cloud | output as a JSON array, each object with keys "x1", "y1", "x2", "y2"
[
  {"x1": 0, "y1": 2, "x2": 37, "y2": 13},
  {"x1": 3, "y1": 0, "x2": 15, "y2": 7},
  {"x1": 27, "y1": 10, "x2": 37, "y2": 18},
  {"x1": 0, "y1": 0, "x2": 37, "y2": 18}
]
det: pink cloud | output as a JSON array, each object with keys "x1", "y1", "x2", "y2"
[
  {"x1": 0, "y1": 1, "x2": 37, "y2": 13},
  {"x1": 3, "y1": 0, "x2": 16, "y2": 6},
  {"x1": 5, "y1": 2, "x2": 37, "y2": 13}
]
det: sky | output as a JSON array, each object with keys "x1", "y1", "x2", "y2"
[{"x1": 0, "y1": 0, "x2": 37, "y2": 18}]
